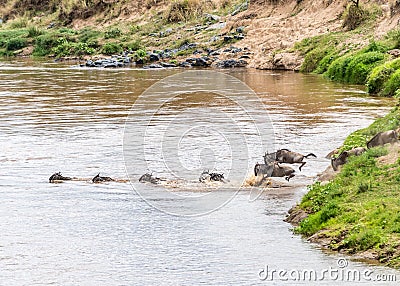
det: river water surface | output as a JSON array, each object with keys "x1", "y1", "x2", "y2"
[{"x1": 0, "y1": 60, "x2": 399, "y2": 285}]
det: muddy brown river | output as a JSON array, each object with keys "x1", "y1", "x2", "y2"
[{"x1": 0, "y1": 60, "x2": 399, "y2": 285}]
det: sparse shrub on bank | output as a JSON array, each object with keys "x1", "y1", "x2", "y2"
[
  {"x1": 342, "y1": 3, "x2": 382, "y2": 31},
  {"x1": 33, "y1": 34, "x2": 59, "y2": 56},
  {"x1": 165, "y1": 0, "x2": 205, "y2": 23},
  {"x1": 391, "y1": 0, "x2": 400, "y2": 16},
  {"x1": 52, "y1": 39, "x2": 95, "y2": 57},
  {"x1": 101, "y1": 42, "x2": 123, "y2": 55},
  {"x1": 5, "y1": 37, "x2": 27, "y2": 51},
  {"x1": 27, "y1": 26, "x2": 43, "y2": 37},
  {"x1": 9, "y1": 17, "x2": 28, "y2": 29},
  {"x1": 124, "y1": 40, "x2": 143, "y2": 51},
  {"x1": 134, "y1": 49, "x2": 147, "y2": 60},
  {"x1": 104, "y1": 27, "x2": 122, "y2": 39}
]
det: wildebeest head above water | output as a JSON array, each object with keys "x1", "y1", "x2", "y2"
[
  {"x1": 138, "y1": 173, "x2": 161, "y2": 184},
  {"x1": 199, "y1": 170, "x2": 225, "y2": 183},
  {"x1": 49, "y1": 172, "x2": 72, "y2": 183},
  {"x1": 92, "y1": 173, "x2": 114, "y2": 183}
]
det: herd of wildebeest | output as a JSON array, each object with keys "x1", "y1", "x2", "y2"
[{"x1": 48, "y1": 128, "x2": 400, "y2": 185}]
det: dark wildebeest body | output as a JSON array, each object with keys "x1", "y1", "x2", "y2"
[
  {"x1": 275, "y1": 149, "x2": 316, "y2": 171},
  {"x1": 254, "y1": 162, "x2": 295, "y2": 181},
  {"x1": 331, "y1": 151, "x2": 349, "y2": 171},
  {"x1": 367, "y1": 130, "x2": 398, "y2": 149},
  {"x1": 49, "y1": 172, "x2": 72, "y2": 183},
  {"x1": 92, "y1": 173, "x2": 114, "y2": 183},
  {"x1": 330, "y1": 147, "x2": 366, "y2": 171},
  {"x1": 139, "y1": 173, "x2": 161, "y2": 184}
]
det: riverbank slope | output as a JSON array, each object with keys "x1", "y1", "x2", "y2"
[{"x1": 287, "y1": 107, "x2": 400, "y2": 268}]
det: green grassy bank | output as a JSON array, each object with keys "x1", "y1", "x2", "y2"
[
  {"x1": 295, "y1": 107, "x2": 400, "y2": 268},
  {"x1": 0, "y1": 25, "x2": 146, "y2": 58},
  {"x1": 295, "y1": 3, "x2": 400, "y2": 97}
]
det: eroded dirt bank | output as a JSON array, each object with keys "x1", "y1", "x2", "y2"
[
  {"x1": 233, "y1": 0, "x2": 400, "y2": 69},
  {"x1": 1, "y1": 0, "x2": 400, "y2": 70}
]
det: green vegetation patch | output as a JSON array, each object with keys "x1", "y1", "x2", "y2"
[
  {"x1": 295, "y1": 14, "x2": 400, "y2": 98},
  {"x1": 296, "y1": 108, "x2": 400, "y2": 267},
  {"x1": 325, "y1": 43, "x2": 387, "y2": 85},
  {"x1": 382, "y1": 69, "x2": 400, "y2": 98},
  {"x1": 366, "y1": 58, "x2": 400, "y2": 95},
  {"x1": 5, "y1": 37, "x2": 27, "y2": 51},
  {"x1": 101, "y1": 42, "x2": 123, "y2": 55},
  {"x1": 52, "y1": 39, "x2": 95, "y2": 57},
  {"x1": 33, "y1": 34, "x2": 59, "y2": 56}
]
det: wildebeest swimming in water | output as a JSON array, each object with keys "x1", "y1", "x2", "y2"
[
  {"x1": 138, "y1": 173, "x2": 161, "y2": 184},
  {"x1": 271, "y1": 149, "x2": 317, "y2": 171},
  {"x1": 92, "y1": 173, "x2": 114, "y2": 183},
  {"x1": 367, "y1": 130, "x2": 399, "y2": 149},
  {"x1": 254, "y1": 162, "x2": 295, "y2": 181},
  {"x1": 199, "y1": 170, "x2": 225, "y2": 183},
  {"x1": 49, "y1": 172, "x2": 72, "y2": 183}
]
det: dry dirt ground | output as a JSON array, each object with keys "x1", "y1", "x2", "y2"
[{"x1": 226, "y1": 0, "x2": 400, "y2": 69}]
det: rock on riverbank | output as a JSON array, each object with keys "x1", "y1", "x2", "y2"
[{"x1": 76, "y1": 44, "x2": 252, "y2": 69}]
